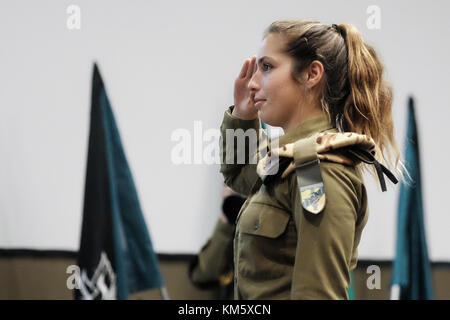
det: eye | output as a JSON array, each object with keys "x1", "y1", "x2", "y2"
[{"x1": 262, "y1": 62, "x2": 273, "y2": 72}]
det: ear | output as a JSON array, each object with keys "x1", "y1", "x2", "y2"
[{"x1": 304, "y1": 60, "x2": 324, "y2": 90}]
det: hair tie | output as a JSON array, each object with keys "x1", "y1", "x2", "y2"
[{"x1": 332, "y1": 24, "x2": 344, "y2": 38}]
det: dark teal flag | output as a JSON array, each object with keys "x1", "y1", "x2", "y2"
[
  {"x1": 75, "y1": 63, "x2": 164, "y2": 300},
  {"x1": 390, "y1": 97, "x2": 433, "y2": 300}
]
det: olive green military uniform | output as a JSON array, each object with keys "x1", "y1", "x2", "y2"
[{"x1": 220, "y1": 106, "x2": 369, "y2": 300}]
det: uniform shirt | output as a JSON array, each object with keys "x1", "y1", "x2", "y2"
[{"x1": 220, "y1": 106, "x2": 369, "y2": 300}]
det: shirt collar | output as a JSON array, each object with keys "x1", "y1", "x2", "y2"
[{"x1": 275, "y1": 113, "x2": 335, "y2": 146}]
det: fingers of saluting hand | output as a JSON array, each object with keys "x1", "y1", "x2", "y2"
[
  {"x1": 247, "y1": 56, "x2": 257, "y2": 79},
  {"x1": 251, "y1": 55, "x2": 257, "y2": 77},
  {"x1": 238, "y1": 56, "x2": 257, "y2": 79},
  {"x1": 238, "y1": 58, "x2": 250, "y2": 78}
]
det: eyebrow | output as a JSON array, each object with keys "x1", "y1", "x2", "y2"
[{"x1": 258, "y1": 56, "x2": 272, "y2": 64}]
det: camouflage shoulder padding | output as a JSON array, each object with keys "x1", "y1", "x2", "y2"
[
  {"x1": 256, "y1": 131, "x2": 398, "y2": 192},
  {"x1": 256, "y1": 131, "x2": 398, "y2": 216},
  {"x1": 257, "y1": 131, "x2": 376, "y2": 179}
]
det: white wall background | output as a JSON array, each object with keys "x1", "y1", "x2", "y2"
[{"x1": 0, "y1": 0, "x2": 449, "y2": 261}]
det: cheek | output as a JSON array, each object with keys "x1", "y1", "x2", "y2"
[
  {"x1": 264, "y1": 78, "x2": 284, "y2": 105},
  {"x1": 274, "y1": 85, "x2": 300, "y2": 114},
  {"x1": 283, "y1": 80, "x2": 303, "y2": 106},
  {"x1": 262, "y1": 73, "x2": 301, "y2": 117}
]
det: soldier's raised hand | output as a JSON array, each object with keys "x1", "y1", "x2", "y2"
[{"x1": 233, "y1": 56, "x2": 258, "y2": 120}]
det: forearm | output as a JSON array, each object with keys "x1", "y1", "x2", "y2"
[{"x1": 220, "y1": 106, "x2": 262, "y2": 196}]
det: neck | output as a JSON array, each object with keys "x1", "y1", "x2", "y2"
[{"x1": 282, "y1": 107, "x2": 325, "y2": 133}]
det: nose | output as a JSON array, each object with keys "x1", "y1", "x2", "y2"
[{"x1": 248, "y1": 64, "x2": 261, "y2": 92}]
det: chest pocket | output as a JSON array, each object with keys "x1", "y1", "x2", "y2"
[{"x1": 238, "y1": 201, "x2": 290, "y2": 238}]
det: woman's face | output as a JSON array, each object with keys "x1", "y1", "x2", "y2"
[{"x1": 249, "y1": 33, "x2": 305, "y2": 131}]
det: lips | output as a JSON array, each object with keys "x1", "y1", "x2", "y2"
[{"x1": 254, "y1": 98, "x2": 266, "y2": 109}]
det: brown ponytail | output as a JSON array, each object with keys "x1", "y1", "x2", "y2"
[
  {"x1": 264, "y1": 20, "x2": 406, "y2": 181},
  {"x1": 337, "y1": 23, "x2": 405, "y2": 180}
]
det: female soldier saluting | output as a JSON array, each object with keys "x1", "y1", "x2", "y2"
[{"x1": 220, "y1": 20, "x2": 402, "y2": 300}]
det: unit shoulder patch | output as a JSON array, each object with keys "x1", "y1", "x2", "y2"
[{"x1": 295, "y1": 159, "x2": 326, "y2": 215}]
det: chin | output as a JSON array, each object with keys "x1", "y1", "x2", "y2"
[{"x1": 258, "y1": 110, "x2": 279, "y2": 128}]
